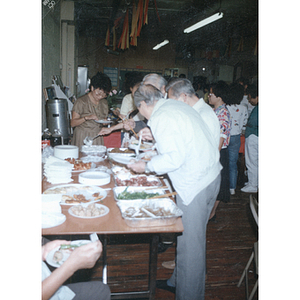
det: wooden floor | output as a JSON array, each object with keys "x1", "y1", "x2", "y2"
[{"x1": 56, "y1": 186, "x2": 258, "y2": 300}]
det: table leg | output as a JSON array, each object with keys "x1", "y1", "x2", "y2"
[
  {"x1": 149, "y1": 234, "x2": 159, "y2": 300},
  {"x1": 108, "y1": 234, "x2": 159, "y2": 300},
  {"x1": 102, "y1": 236, "x2": 108, "y2": 284}
]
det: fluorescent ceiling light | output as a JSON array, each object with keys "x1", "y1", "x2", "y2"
[
  {"x1": 184, "y1": 12, "x2": 223, "y2": 34},
  {"x1": 153, "y1": 39, "x2": 169, "y2": 50}
]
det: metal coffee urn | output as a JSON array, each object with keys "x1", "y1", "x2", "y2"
[{"x1": 46, "y1": 99, "x2": 70, "y2": 144}]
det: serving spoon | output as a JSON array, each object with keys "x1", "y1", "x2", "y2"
[
  {"x1": 83, "y1": 135, "x2": 101, "y2": 146},
  {"x1": 135, "y1": 133, "x2": 142, "y2": 156}
]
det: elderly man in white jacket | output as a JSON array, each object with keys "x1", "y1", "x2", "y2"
[{"x1": 127, "y1": 84, "x2": 222, "y2": 300}]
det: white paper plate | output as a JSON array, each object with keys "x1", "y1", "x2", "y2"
[
  {"x1": 109, "y1": 153, "x2": 137, "y2": 165},
  {"x1": 53, "y1": 145, "x2": 79, "y2": 160},
  {"x1": 79, "y1": 171, "x2": 110, "y2": 186},
  {"x1": 42, "y1": 213, "x2": 66, "y2": 229},
  {"x1": 128, "y1": 142, "x2": 154, "y2": 152},
  {"x1": 81, "y1": 155, "x2": 106, "y2": 163},
  {"x1": 137, "y1": 150, "x2": 157, "y2": 161},
  {"x1": 94, "y1": 119, "x2": 113, "y2": 124},
  {"x1": 68, "y1": 203, "x2": 110, "y2": 219},
  {"x1": 46, "y1": 240, "x2": 91, "y2": 268}
]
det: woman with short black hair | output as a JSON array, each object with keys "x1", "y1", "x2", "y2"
[{"x1": 71, "y1": 72, "x2": 112, "y2": 147}]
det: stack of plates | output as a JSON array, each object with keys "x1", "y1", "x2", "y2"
[
  {"x1": 44, "y1": 156, "x2": 74, "y2": 184},
  {"x1": 79, "y1": 170, "x2": 110, "y2": 186},
  {"x1": 54, "y1": 145, "x2": 79, "y2": 160}
]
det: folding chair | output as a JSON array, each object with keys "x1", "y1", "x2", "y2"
[{"x1": 237, "y1": 195, "x2": 258, "y2": 300}]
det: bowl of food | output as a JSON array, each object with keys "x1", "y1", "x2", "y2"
[
  {"x1": 80, "y1": 145, "x2": 107, "y2": 157},
  {"x1": 68, "y1": 202, "x2": 109, "y2": 218}
]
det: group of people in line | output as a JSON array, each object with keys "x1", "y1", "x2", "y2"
[{"x1": 43, "y1": 71, "x2": 258, "y2": 300}]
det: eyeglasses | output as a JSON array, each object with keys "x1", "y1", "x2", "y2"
[{"x1": 94, "y1": 89, "x2": 108, "y2": 97}]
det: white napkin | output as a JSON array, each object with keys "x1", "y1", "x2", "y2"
[
  {"x1": 42, "y1": 213, "x2": 66, "y2": 229},
  {"x1": 43, "y1": 156, "x2": 74, "y2": 184},
  {"x1": 42, "y1": 194, "x2": 66, "y2": 229},
  {"x1": 42, "y1": 194, "x2": 62, "y2": 214}
]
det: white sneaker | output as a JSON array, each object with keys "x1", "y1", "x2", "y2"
[
  {"x1": 230, "y1": 189, "x2": 235, "y2": 195},
  {"x1": 162, "y1": 260, "x2": 176, "y2": 269},
  {"x1": 241, "y1": 185, "x2": 257, "y2": 193}
]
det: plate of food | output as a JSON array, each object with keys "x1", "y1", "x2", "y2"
[
  {"x1": 43, "y1": 184, "x2": 107, "y2": 205},
  {"x1": 64, "y1": 158, "x2": 95, "y2": 172},
  {"x1": 114, "y1": 174, "x2": 162, "y2": 187},
  {"x1": 108, "y1": 153, "x2": 137, "y2": 165},
  {"x1": 128, "y1": 140, "x2": 154, "y2": 151},
  {"x1": 107, "y1": 148, "x2": 135, "y2": 154},
  {"x1": 94, "y1": 119, "x2": 113, "y2": 124},
  {"x1": 68, "y1": 202, "x2": 109, "y2": 218},
  {"x1": 46, "y1": 240, "x2": 91, "y2": 268},
  {"x1": 137, "y1": 150, "x2": 157, "y2": 161},
  {"x1": 113, "y1": 186, "x2": 166, "y2": 201}
]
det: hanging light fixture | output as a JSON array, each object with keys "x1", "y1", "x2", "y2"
[
  {"x1": 184, "y1": 12, "x2": 224, "y2": 34},
  {"x1": 153, "y1": 39, "x2": 169, "y2": 50}
]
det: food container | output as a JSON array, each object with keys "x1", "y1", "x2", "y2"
[
  {"x1": 80, "y1": 145, "x2": 107, "y2": 157},
  {"x1": 113, "y1": 186, "x2": 165, "y2": 201},
  {"x1": 117, "y1": 198, "x2": 183, "y2": 227},
  {"x1": 114, "y1": 174, "x2": 162, "y2": 187},
  {"x1": 79, "y1": 171, "x2": 111, "y2": 186},
  {"x1": 54, "y1": 145, "x2": 79, "y2": 160},
  {"x1": 107, "y1": 148, "x2": 135, "y2": 154}
]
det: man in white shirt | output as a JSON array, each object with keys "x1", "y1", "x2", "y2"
[
  {"x1": 127, "y1": 84, "x2": 222, "y2": 300},
  {"x1": 166, "y1": 78, "x2": 220, "y2": 149}
]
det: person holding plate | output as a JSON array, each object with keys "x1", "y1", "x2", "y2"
[
  {"x1": 42, "y1": 238, "x2": 111, "y2": 300},
  {"x1": 127, "y1": 84, "x2": 221, "y2": 300},
  {"x1": 71, "y1": 72, "x2": 112, "y2": 147}
]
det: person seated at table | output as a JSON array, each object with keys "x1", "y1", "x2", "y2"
[
  {"x1": 71, "y1": 72, "x2": 112, "y2": 147},
  {"x1": 42, "y1": 238, "x2": 110, "y2": 300}
]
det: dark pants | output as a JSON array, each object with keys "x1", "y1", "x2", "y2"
[
  {"x1": 68, "y1": 281, "x2": 111, "y2": 300},
  {"x1": 217, "y1": 147, "x2": 230, "y2": 203}
]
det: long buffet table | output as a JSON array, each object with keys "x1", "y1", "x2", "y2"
[{"x1": 42, "y1": 157, "x2": 184, "y2": 300}]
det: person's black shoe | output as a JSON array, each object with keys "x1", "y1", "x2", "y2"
[
  {"x1": 156, "y1": 280, "x2": 175, "y2": 293},
  {"x1": 158, "y1": 242, "x2": 173, "y2": 254}
]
